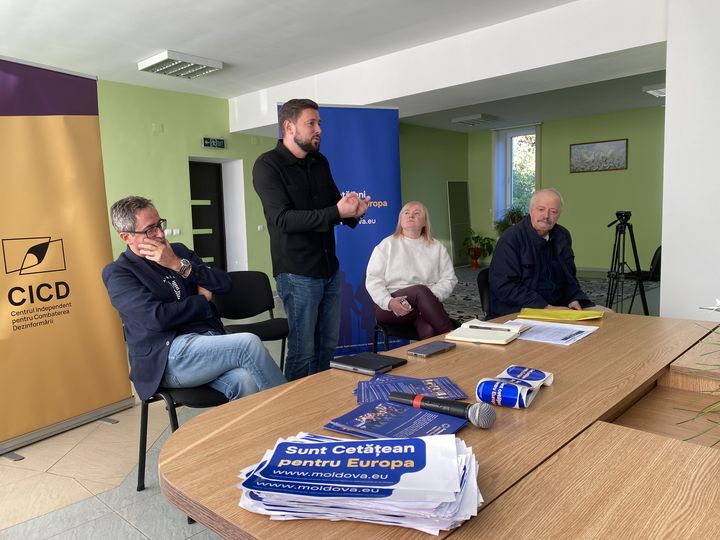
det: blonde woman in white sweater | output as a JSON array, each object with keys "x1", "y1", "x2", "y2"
[{"x1": 366, "y1": 201, "x2": 457, "y2": 339}]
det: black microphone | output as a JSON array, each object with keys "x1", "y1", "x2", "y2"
[{"x1": 388, "y1": 392, "x2": 496, "y2": 429}]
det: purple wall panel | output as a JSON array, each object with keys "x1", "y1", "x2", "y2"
[{"x1": 0, "y1": 59, "x2": 98, "y2": 116}]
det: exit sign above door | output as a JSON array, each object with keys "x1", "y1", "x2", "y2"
[{"x1": 202, "y1": 136, "x2": 226, "y2": 149}]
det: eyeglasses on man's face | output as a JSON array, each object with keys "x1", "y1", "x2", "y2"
[{"x1": 126, "y1": 219, "x2": 167, "y2": 237}]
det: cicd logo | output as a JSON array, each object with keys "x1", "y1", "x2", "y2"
[
  {"x1": 2, "y1": 237, "x2": 70, "y2": 306},
  {"x1": 3, "y1": 237, "x2": 67, "y2": 275}
]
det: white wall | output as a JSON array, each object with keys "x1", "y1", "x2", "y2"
[
  {"x1": 230, "y1": 0, "x2": 667, "y2": 133},
  {"x1": 661, "y1": 0, "x2": 720, "y2": 321},
  {"x1": 222, "y1": 160, "x2": 248, "y2": 271}
]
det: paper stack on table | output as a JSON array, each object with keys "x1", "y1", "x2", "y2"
[
  {"x1": 511, "y1": 318, "x2": 599, "y2": 345},
  {"x1": 238, "y1": 432, "x2": 482, "y2": 535}
]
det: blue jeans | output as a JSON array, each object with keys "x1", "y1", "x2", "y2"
[
  {"x1": 161, "y1": 331, "x2": 286, "y2": 400},
  {"x1": 276, "y1": 271, "x2": 341, "y2": 381}
]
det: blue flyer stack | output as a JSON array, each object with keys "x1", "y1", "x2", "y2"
[
  {"x1": 355, "y1": 373, "x2": 467, "y2": 403},
  {"x1": 238, "y1": 432, "x2": 482, "y2": 535},
  {"x1": 324, "y1": 374, "x2": 470, "y2": 438}
]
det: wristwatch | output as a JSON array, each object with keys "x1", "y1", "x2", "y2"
[{"x1": 178, "y1": 258, "x2": 191, "y2": 278}]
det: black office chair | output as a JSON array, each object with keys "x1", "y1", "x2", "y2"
[
  {"x1": 137, "y1": 386, "x2": 228, "y2": 492},
  {"x1": 373, "y1": 316, "x2": 461, "y2": 353},
  {"x1": 373, "y1": 321, "x2": 420, "y2": 353},
  {"x1": 476, "y1": 267, "x2": 490, "y2": 320},
  {"x1": 212, "y1": 271, "x2": 289, "y2": 373},
  {"x1": 626, "y1": 246, "x2": 661, "y2": 313}
]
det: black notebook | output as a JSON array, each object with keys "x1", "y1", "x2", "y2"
[{"x1": 330, "y1": 352, "x2": 407, "y2": 376}]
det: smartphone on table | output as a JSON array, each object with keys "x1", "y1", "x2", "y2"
[{"x1": 407, "y1": 340, "x2": 456, "y2": 358}]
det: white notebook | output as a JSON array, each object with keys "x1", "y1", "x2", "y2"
[{"x1": 445, "y1": 319, "x2": 530, "y2": 345}]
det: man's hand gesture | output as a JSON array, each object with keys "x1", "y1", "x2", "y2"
[
  {"x1": 337, "y1": 191, "x2": 372, "y2": 219},
  {"x1": 138, "y1": 237, "x2": 182, "y2": 271}
]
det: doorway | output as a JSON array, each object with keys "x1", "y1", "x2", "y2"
[{"x1": 189, "y1": 161, "x2": 227, "y2": 270}]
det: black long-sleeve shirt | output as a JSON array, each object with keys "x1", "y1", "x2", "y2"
[{"x1": 252, "y1": 141, "x2": 358, "y2": 278}]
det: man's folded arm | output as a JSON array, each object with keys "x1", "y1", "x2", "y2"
[
  {"x1": 103, "y1": 267, "x2": 216, "y2": 333},
  {"x1": 181, "y1": 249, "x2": 232, "y2": 294}
]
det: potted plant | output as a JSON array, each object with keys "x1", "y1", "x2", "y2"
[
  {"x1": 494, "y1": 206, "x2": 526, "y2": 236},
  {"x1": 463, "y1": 229, "x2": 496, "y2": 268}
]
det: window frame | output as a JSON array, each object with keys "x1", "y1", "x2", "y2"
[{"x1": 492, "y1": 124, "x2": 540, "y2": 221}]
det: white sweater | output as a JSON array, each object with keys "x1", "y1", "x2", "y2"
[{"x1": 365, "y1": 235, "x2": 458, "y2": 311}]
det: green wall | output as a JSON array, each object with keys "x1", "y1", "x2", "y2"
[
  {"x1": 398, "y1": 123, "x2": 469, "y2": 248},
  {"x1": 97, "y1": 81, "x2": 663, "y2": 274},
  {"x1": 467, "y1": 107, "x2": 664, "y2": 270},
  {"x1": 98, "y1": 87, "x2": 473, "y2": 274},
  {"x1": 97, "y1": 80, "x2": 276, "y2": 275},
  {"x1": 467, "y1": 130, "x2": 494, "y2": 239},
  {"x1": 540, "y1": 108, "x2": 664, "y2": 269}
]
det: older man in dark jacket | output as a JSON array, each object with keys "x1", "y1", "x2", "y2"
[{"x1": 488, "y1": 188, "x2": 596, "y2": 319}]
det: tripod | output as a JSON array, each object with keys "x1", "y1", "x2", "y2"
[{"x1": 605, "y1": 211, "x2": 648, "y2": 315}]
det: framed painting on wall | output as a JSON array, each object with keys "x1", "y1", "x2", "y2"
[{"x1": 569, "y1": 139, "x2": 628, "y2": 173}]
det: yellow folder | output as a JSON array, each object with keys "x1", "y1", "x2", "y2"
[{"x1": 518, "y1": 308, "x2": 605, "y2": 321}]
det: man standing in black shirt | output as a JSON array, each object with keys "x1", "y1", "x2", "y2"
[{"x1": 253, "y1": 98, "x2": 370, "y2": 381}]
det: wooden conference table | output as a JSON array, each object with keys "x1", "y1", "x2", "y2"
[{"x1": 158, "y1": 313, "x2": 713, "y2": 539}]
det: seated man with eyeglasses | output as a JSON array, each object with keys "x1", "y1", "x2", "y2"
[{"x1": 102, "y1": 195, "x2": 286, "y2": 403}]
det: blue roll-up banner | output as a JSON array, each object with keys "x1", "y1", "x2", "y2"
[{"x1": 319, "y1": 106, "x2": 401, "y2": 354}]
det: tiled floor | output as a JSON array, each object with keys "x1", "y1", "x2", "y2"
[
  {"x1": 0, "y1": 391, "x2": 228, "y2": 539},
  {"x1": 0, "y1": 308, "x2": 286, "y2": 540}
]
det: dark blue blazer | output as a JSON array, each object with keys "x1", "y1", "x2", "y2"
[{"x1": 102, "y1": 243, "x2": 232, "y2": 400}]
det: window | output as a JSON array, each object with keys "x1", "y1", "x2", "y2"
[{"x1": 493, "y1": 125, "x2": 539, "y2": 220}]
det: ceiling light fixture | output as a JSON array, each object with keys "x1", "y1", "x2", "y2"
[
  {"x1": 137, "y1": 50, "x2": 223, "y2": 79},
  {"x1": 642, "y1": 83, "x2": 666, "y2": 98},
  {"x1": 450, "y1": 113, "x2": 499, "y2": 127}
]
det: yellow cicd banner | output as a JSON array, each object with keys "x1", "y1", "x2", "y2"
[{"x1": 0, "y1": 60, "x2": 132, "y2": 452}]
